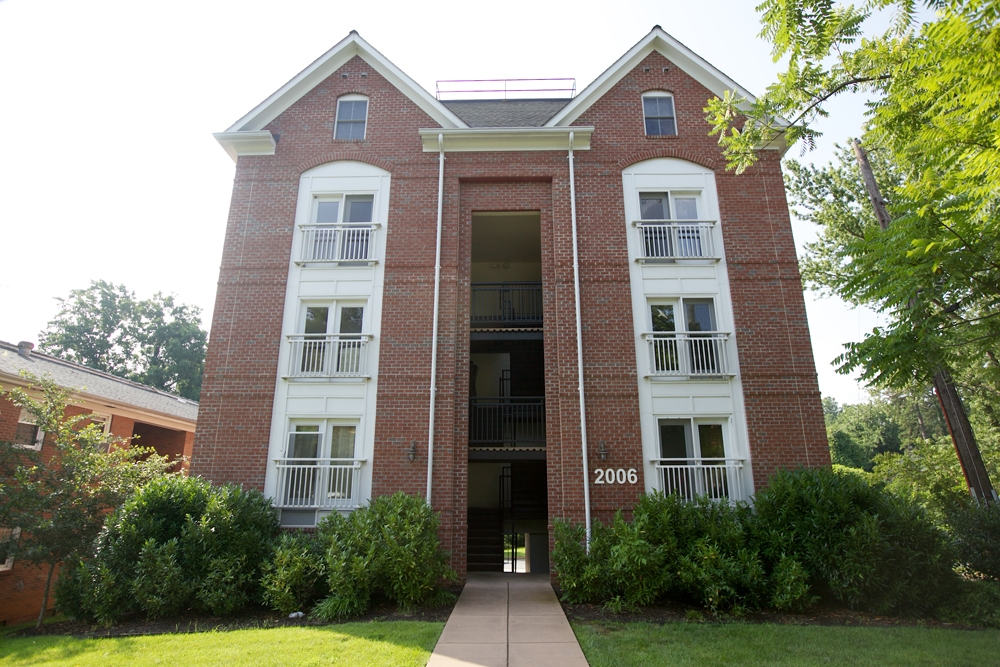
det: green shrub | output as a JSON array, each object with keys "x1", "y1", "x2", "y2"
[
  {"x1": 307, "y1": 492, "x2": 455, "y2": 621},
  {"x1": 937, "y1": 579, "x2": 1000, "y2": 628},
  {"x1": 753, "y1": 467, "x2": 956, "y2": 615},
  {"x1": 947, "y1": 501, "x2": 1000, "y2": 580},
  {"x1": 55, "y1": 476, "x2": 279, "y2": 624},
  {"x1": 261, "y1": 532, "x2": 328, "y2": 615}
]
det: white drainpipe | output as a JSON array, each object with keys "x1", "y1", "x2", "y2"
[
  {"x1": 568, "y1": 131, "x2": 592, "y2": 549},
  {"x1": 426, "y1": 134, "x2": 445, "y2": 504}
]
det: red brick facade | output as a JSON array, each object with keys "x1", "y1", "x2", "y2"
[{"x1": 193, "y1": 38, "x2": 829, "y2": 578}]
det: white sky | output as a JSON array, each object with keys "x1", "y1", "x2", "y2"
[{"x1": 0, "y1": 0, "x2": 888, "y2": 405}]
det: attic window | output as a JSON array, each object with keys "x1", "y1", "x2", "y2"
[
  {"x1": 642, "y1": 92, "x2": 676, "y2": 136},
  {"x1": 335, "y1": 95, "x2": 369, "y2": 141}
]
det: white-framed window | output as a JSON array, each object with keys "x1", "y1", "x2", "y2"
[
  {"x1": 658, "y1": 419, "x2": 727, "y2": 459},
  {"x1": 0, "y1": 527, "x2": 20, "y2": 571},
  {"x1": 301, "y1": 193, "x2": 376, "y2": 263},
  {"x1": 647, "y1": 298, "x2": 728, "y2": 376},
  {"x1": 277, "y1": 420, "x2": 361, "y2": 510},
  {"x1": 642, "y1": 92, "x2": 676, "y2": 136},
  {"x1": 636, "y1": 191, "x2": 710, "y2": 260},
  {"x1": 289, "y1": 301, "x2": 369, "y2": 377},
  {"x1": 13, "y1": 408, "x2": 43, "y2": 450},
  {"x1": 334, "y1": 95, "x2": 369, "y2": 140}
]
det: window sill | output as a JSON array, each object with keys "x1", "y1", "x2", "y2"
[
  {"x1": 294, "y1": 260, "x2": 378, "y2": 268},
  {"x1": 643, "y1": 134, "x2": 679, "y2": 140},
  {"x1": 282, "y1": 376, "x2": 370, "y2": 383},
  {"x1": 645, "y1": 374, "x2": 734, "y2": 382}
]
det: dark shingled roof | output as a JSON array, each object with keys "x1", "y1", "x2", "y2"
[
  {"x1": 0, "y1": 340, "x2": 198, "y2": 423},
  {"x1": 442, "y1": 99, "x2": 570, "y2": 128}
]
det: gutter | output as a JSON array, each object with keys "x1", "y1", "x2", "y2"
[
  {"x1": 426, "y1": 134, "x2": 445, "y2": 504},
  {"x1": 568, "y1": 131, "x2": 593, "y2": 549}
]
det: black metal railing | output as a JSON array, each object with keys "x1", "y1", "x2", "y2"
[
  {"x1": 469, "y1": 397, "x2": 545, "y2": 447},
  {"x1": 470, "y1": 282, "x2": 542, "y2": 327}
]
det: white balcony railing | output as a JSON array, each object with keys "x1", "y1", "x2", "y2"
[
  {"x1": 651, "y1": 458, "x2": 746, "y2": 503},
  {"x1": 298, "y1": 224, "x2": 378, "y2": 264},
  {"x1": 273, "y1": 458, "x2": 365, "y2": 510},
  {"x1": 643, "y1": 332, "x2": 731, "y2": 377},
  {"x1": 634, "y1": 220, "x2": 715, "y2": 260},
  {"x1": 287, "y1": 334, "x2": 371, "y2": 378}
]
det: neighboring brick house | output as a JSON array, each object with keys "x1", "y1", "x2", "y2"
[
  {"x1": 0, "y1": 340, "x2": 198, "y2": 625},
  {"x1": 194, "y1": 27, "x2": 829, "y2": 576}
]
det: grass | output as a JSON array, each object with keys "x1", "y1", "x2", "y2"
[
  {"x1": 573, "y1": 621, "x2": 1000, "y2": 667},
  {"x1": 0, "y1": 621, "x2": 443, "y2": 667}
]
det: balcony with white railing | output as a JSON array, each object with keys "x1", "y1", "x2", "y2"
[
  {"x1": 643, "y1": 332, "x2": 732, "y2": 377},
  {"x1": 287, "y1": 334, "x2": 371, "y2": 378},
  {"x1": 273, "y1": 458, "x2": 365, "y2": 510},
  {"x1": 633, "y1": 220, "x2": 716, "y2": 260},
  {"x1": 470, "y1": 282, "x2": 543, "y2": 328},
  {"x1": 651, "y1": 458, "x2": 746, "y2": 503},
  {"x1": 297, "y1": 224, "x2": 379, "y2": 265}
]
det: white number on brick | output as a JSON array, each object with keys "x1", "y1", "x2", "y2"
[{"x1": 594, "y1": 468, "x2": 638, "y2": 485}]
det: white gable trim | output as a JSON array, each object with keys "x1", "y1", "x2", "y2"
[
  {"x1": 546, "y1": 27, "x2": 780, "y2": 131},
  {"x1": 224, "y1": 31, "x2": 467, "y2": 134}
]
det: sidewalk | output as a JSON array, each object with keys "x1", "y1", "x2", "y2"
[{"x1": 427, "y1": 572, "x2": 589, "y2": 667}]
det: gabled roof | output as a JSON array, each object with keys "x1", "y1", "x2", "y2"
[
  {"x1": 546, "y1": 26, "x2": 769, "y2": 128},
  {"x1": 442, "y1": 100, "x2": 570, "y2": 128},
  {"x1": 224, "y1": 31, "x2": 466, "y2": 134},
  {"x1": 0, "y1": 341, "x2": 198, "y2": 425}
]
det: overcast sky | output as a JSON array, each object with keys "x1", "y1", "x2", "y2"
[{"x1": 0, "y1": 0, "x2": 892, "y2": 405}]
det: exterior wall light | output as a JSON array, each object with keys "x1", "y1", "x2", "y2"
[
  {"x1": 598, "y1": 441, "x2": 608, "y2": 461},
  {"x1": 408, "y1": 441, "x2": 417, "y2": 462}
]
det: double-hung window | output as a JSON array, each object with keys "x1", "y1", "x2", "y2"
[
  {"x1": 14, "y1": 408, "x2": 43, "y2": 450},
  {"x1": 302, "y1": 194, "x2": 375, "y2": 263},
  {"x1": 294, "y1": 302, "x2": 367, "y2": 377},
  {"x1": 638, "y1": 191, "x2": 708, "y2": 259},
  {"x1": 334, "y1": 96, "x2": 368, "y2": 140},
  {"x1": 647, "y1": 299, "x2": 726, "y2": 376},
  {"x1": 642, "y1": 92, "x2": 676, "y2": 136}
]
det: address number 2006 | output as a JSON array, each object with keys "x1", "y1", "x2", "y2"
[{"x1": 594, "y1": 468, "x2": 638, "y2": 485}]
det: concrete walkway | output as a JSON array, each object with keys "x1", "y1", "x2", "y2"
[{"x1": 427, "y1": 572, "x2": 589, "y2": 667}]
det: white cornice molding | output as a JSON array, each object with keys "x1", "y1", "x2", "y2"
[
  {"x1": 213, "y1": 131, "x2": 277, "y2": 161},
  {"x1": 546, "y1": 27, "x2": 788, "y2": 134},
  {"x1": 223, "y1": 31, "x2": 466, "y2": 137},
  {"x1": 418, "y1": 127, "x2": 594, "y2": 153}
]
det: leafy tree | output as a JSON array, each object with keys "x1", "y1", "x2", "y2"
[
  {"x1": 39, "y1": 280, "x2": 207, "y2": 400},
  {"x1": 0, "y1": 373, "x2": 173, "y2": 627},
  {"x1": 705, "y1": 0, "x2": 1000, "y2": 498}
]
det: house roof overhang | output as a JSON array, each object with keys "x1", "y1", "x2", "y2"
[
  {"x1": 418, "y1": 127, "x2": 593, "y2": 153},
  {"x1": 214, "y1": 31, "x2": 468, "y2": 162}
]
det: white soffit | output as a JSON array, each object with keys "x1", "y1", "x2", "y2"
[
  {"x1": 213, "y1": 131, "x2": 277, "y2": 161},
  {"x1": 546, "y1": 27, "x2": 788, "y2": 139},
  {"x1": 224, "y1": 31, "x2": 466, "y2": 133},
  {"x1": 418, "y1": 127, "x2": 593, "y2": 153}
]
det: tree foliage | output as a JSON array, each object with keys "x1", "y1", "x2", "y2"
[
  {"x1": 0, "y1": 374, "x2": 173, "y2": 626},
  {"x1": 706, "y1": 1, "x2": 1000, "y2": 393},
  {"x1": 39, "y1": 280, "x2": 207, "y2": 400}
]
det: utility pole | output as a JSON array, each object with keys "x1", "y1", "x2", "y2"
[{"x1": 852, "y1": 139, "x2": 997, "y2": 502}]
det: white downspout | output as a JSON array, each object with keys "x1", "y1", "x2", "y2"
[
  {"x1": 426, "y1": 134, "x2": 445, "y2": 504},
  {"x1": 568, "y1": 131, "x2": 592, "y2": 549}
]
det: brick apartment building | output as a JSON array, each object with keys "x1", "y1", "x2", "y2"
[
  {"x1": 0, "y1": 340, "x2": 198, "y2": 625},
  {"x1": 193, "y1": 27, "x2": 829, "y2": 575}
]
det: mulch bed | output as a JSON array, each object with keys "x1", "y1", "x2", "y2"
[
  {"x1": 9, "y1": 586, "x2": 462, "y2": 639},
  {"x1": 559, "y1": 596, "x2": 979, "y2": 630}
]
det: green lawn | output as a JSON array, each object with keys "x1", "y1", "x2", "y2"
[
  {"x1": 0, "y1": 622, "x2": 443, "y2": 667},
  {"x1": 573, "y1": 621, "x2": 1000, "y2": 667}
]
